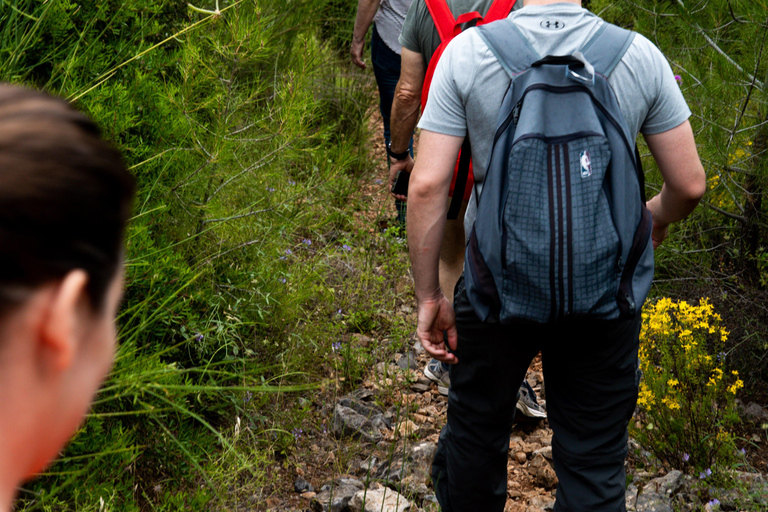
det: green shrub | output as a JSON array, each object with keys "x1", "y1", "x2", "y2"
[{"x1": 633, "y1": 298, "x2": 743, "y2": 474}]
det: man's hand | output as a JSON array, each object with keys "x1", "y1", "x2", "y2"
[
  {"x1": 651, "y1": 219, "x2": 669, "y2": 249},
  {"x1": 417, "y1": 295, "x2": 459, "y2": 364},
  {"x1": 351, "y1": 36, "x2": 366, "y2": 69},
  {"x1": 389, "y1": 155, "x2": 414, "y2": 201}
]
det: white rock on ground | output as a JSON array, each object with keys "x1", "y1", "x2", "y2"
[{"x1": 350, "y1": 486, "x2": 411, "y2": 512}]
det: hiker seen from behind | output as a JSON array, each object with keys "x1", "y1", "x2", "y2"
[{"x1": 406, "y1": 0, "x2": 706, "y2": 510}]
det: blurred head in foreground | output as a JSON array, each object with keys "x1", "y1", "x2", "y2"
[{"x1": 0, "y1": 84, "x2": 134, "y2": 504}]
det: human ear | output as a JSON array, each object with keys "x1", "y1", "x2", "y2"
[{"x1": 40, "y1": 270, "x2": 90, "y2": 372}]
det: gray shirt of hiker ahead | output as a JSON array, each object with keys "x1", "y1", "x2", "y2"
[
  {"x1": 417, "y1": 3, "x2": 691, "y2": 236},
  {"x1": 399, "y1": 0, "x2": 524, "y2": 66},
  {"x1": 375, "y1": 0, "x2": 414, "y2": 54}
]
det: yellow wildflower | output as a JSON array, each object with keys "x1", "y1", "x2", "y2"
[
  {"x1": 728, "y1": 379, "x2": 744, "y2": 395},
  {"x1": 662, "y1": 396, "x2": 681, "y2": 410}
]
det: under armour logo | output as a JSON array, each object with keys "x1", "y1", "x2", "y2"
[{"x1": 540, "y1": 20, "x2": 565, "y2": 30}]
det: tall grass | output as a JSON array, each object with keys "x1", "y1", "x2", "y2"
[{"x1": 2, "y1": 0, "x2": 409, "y2": 509}]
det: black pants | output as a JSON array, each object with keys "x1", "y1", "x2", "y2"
[{"x1": 432, "y1": 277, "x2": 641, "y2": 512}]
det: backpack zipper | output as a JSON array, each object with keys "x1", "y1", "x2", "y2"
[{"x1": 617, "y1": 206, "x2": 652, "y2": 316}]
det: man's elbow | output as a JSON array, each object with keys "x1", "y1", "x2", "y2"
[
  {"x1": 395, "y1": 82, "x2": 421, "y2": 108},
  {"x1": 665, "y1": 165, "x2": 707, "y2": 214},
  {"x1": 683, "y1": 164, "x2": 707, "y2": 205},
  {"x1": 689, "y1": 174, "x2": 707, "y2": 204},
  {"x1": 409, "y1": 173, "x2": 444, "y2": 204}
]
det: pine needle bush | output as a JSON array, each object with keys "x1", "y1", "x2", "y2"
[{"x1": 2, "y1": 0, "x2": 397, "y2": 509}]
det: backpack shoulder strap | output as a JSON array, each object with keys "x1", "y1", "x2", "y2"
[
  {"x1": 424, "y1": 0, "x2": 456, "y2": 41},
  {"x1": 482, "y1": 0, "x2": 517, "y2": 25},
  {"x1": 579, "y1": 22, "x2": 636, "y2": 77},
  {"x1": 476, "y1": 19, "x2": 539, "y2": 79}
]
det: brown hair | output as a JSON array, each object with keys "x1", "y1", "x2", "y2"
[{"x1": 0, "y1": 84, "x2": 135, "y2": 311}]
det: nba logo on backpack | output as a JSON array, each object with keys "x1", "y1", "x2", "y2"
[{"x1": 579, "y1": 150, "x2": 592, "y2": 178}]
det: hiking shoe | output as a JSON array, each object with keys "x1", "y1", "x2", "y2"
[
  {"x1": 423, "y1": 359, "x2": 450, "y2": 396},
  {"x1": 516, "y1": 380, "x2": 547, "y2": 419}
]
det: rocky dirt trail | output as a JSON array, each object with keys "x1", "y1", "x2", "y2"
[{"x1": 256, "y1": 107, "x2": 768, "y2": 512}]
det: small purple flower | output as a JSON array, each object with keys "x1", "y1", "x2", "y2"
[
  {"x1": 302, "y1": 238, "x2": 312, "y2": 246},
  {"x1": 288, "y1": 180, "x2": 296, "y2": 185},
  {"x1": 332, "y1": 341, "x2": 342, "y2": 352},
  {"x1": 244, "y1": 391, "x2": 253, "y2": 404},
  {"x1": 321, "y1": 421, "x2": 328, "y2": 434},
  {"x1": 194, "y1": 333, "x2": 204, "y2": 342},
  {"x1": 740, "y1": 448, "x2": 746, "y2": 455},
  {"x1": 292, "y1": 428, "x2": 303, "y2": 439},
  {"x1": 674, "y1": 74, "x2": 682, "y2": 84},
  {"x1": 683, "y1": 453, "x2": 690, "y2": 462},
  {"x1": 279, "y1": 278, "x2": 287, "y2": 284},
  {"x1": 707, "y1": 498, "x2": 720, "y2": 508},
  {"x1": 285, "y1": 249, "x2": 293, "y2": 255},
  {"x1": 266, "y1": 186, "x2": 276, "y2": 193},
  {"x1": 342, "y1": 244, "x2": 351, "y2": 251},
  {"x1": 699, "y1": 468, "x2": 712, "y2": 479},
  {"x1": 374, "y1": 179, "x2": 383, "y2": 185},
  {"x1": 279, "y1": 256, "x2": 287, "y2": 261}
]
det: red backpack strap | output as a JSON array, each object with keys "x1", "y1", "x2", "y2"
[
  {"x1": 421, "y1": 1, "x2": 483, "y2": 108},
  {"x1": 481, "y1": 0, "x2": 517, "y2": 25},
  {"x1": 424, "y1": 0, "x2": 457, "y2": 41}
]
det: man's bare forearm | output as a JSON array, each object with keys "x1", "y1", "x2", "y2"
[
  {"x1": 390, "y1": 48, "x2": 426, "y2": 154},
  {"x1": 407, "y1": 131, "x2": 464, "y2": 303},
  {"x1": 352, "y1": 0, "x2": 381, "y2": 42},
  {"x1": 391, "y1": 82, "x2": 422, "y2": 154},
  {"x1": 351, "y1": 0, "x2": 382, "y2": 68},
  {"x1": 409, "y1": 181, "x2": 448, "y2": 303},
  {"x1": 644, "y1": 121, "x2": 706, "y2": 223}
]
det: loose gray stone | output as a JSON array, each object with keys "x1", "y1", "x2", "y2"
[
  {"x1": 350, "y1": 487, "x2": 411, "y2": 512},
  {"x1": 533, "y1": 446, "x2": 552, "y2": 459},
  {"x1": 335, "y1": 392, "x2": 391, "y2": 432},
  {"x1": 742, "y1": 402, "x2": 768, "y2": 422},
  {"x1": 397, "y1": 352, "x2": 420, "y2": 371},
  {"x1": 311, "y1": 478, "x2": 365, "y2": 512},
  {"x1": 371, "y1": 442, "x2": 437, "y2": 500},
  {"x1": 349, "y1": 456, "x2": 378, "y2": 475},
  {"x1": 653, "y1": 470, "x2": 685, "y2": 496},
  {"x1": 632, "y1": 470, "x2": 684, "y2": 512},
  {"x1": 526, "y1": 495, "x2": 555, "y2": 512},
  {"x1": 410, "y1": 383, "x2": 431, "y2": 393},
  {"x1": 529, "y1": 453, "x2": 557, "y2": 489},
  {"x1": 295, "y1": 477, "x2": 314, "y2": 493},
  {"x1": 333, "y1": 404, "x2": 384, "y2": 443}
]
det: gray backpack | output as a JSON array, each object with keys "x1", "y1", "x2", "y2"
[{"x1": 464, "y1": 19, "x2": 654, "y2": 324}]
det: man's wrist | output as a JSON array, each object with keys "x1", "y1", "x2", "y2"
[
  {"x1": 387, "y1": 141, "x2": 410, "y2": 161},
  {"x1": 416, "y1": 288, "x2": 444, "y2": 306}
]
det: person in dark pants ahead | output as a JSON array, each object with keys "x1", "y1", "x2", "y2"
[
  {"x1": 390, "y1": 0, "x2": 547, "y2": 421},
  {"x1": 406, "y1": 0, "x2": 706, "y2": 510},
  {"x1": 351, "y1": 0, "x2": 414, "y2": 226}
]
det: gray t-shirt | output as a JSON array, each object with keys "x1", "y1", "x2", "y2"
[
  {"x1": 399, "y1": 0, "x2": 523, "y2": 65},
  {"x1": 374, "y1": 0, "x2": 414, "y2": 54},
  {"x1": 418, "y1": 3, "x2": 691, "y2": 236}
]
